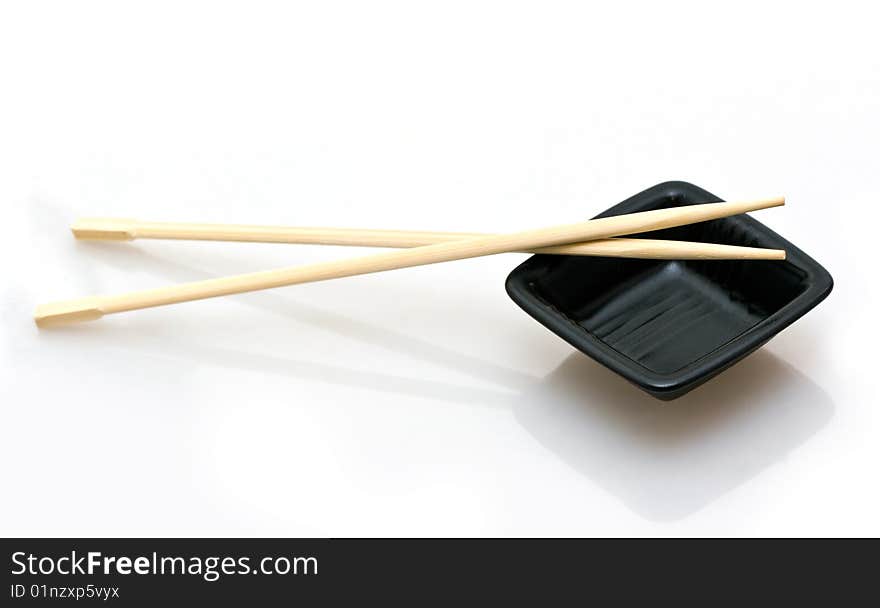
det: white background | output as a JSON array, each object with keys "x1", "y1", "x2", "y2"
[{"x1": 1, "y1": 1, "x2": 877, "y2": 536}]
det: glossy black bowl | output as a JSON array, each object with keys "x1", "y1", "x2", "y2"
[{"x1": 505, "y1": 181, "x2": 833, "y2": 400}]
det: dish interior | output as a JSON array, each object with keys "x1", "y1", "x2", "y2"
[{"x1": 528, "y1": 220, "x2": 809, "y2": 374}]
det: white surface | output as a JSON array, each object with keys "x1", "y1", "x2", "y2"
[{"x1": 1, "y1": 1, "x2": 877, "y2": 537}]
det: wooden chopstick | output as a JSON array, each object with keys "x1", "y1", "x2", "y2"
[
  {"x1": 71, "y1": 218, "x2": 786, "y2": 260},
  {"x1": 35, "y1": 197, "x2": 784, "y2": 327}
]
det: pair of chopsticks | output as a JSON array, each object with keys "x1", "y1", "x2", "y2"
[{"x1": 34, "y1": 197, "x2": 785, "y2": 327}]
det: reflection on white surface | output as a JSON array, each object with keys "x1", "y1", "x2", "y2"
[{"x1": 514, "y1": 351, "x2": 834, "y2": 520}]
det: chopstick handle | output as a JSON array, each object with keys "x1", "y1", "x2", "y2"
[
  {"x1": 36, "y1": 197, "x2": 783, "y2": 326},
  {"x1": 71, "y1": 218, "x2": 786, "y2": 260}
]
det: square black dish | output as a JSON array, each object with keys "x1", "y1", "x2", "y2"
[{"x1": 505, "y1": 181, "x2": 833, "y2": 400}]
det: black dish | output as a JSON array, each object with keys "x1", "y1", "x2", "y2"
[{"x1": 505, "y1": 181, "x2": 833, "y2": 400}]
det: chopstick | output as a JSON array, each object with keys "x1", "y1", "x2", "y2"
[
  {"x1": 70, "y1": 218, "x2": 786, "y2": 260},
  {"x1": 35, "y1": 197, "x2": 784, "y2": 327}
]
